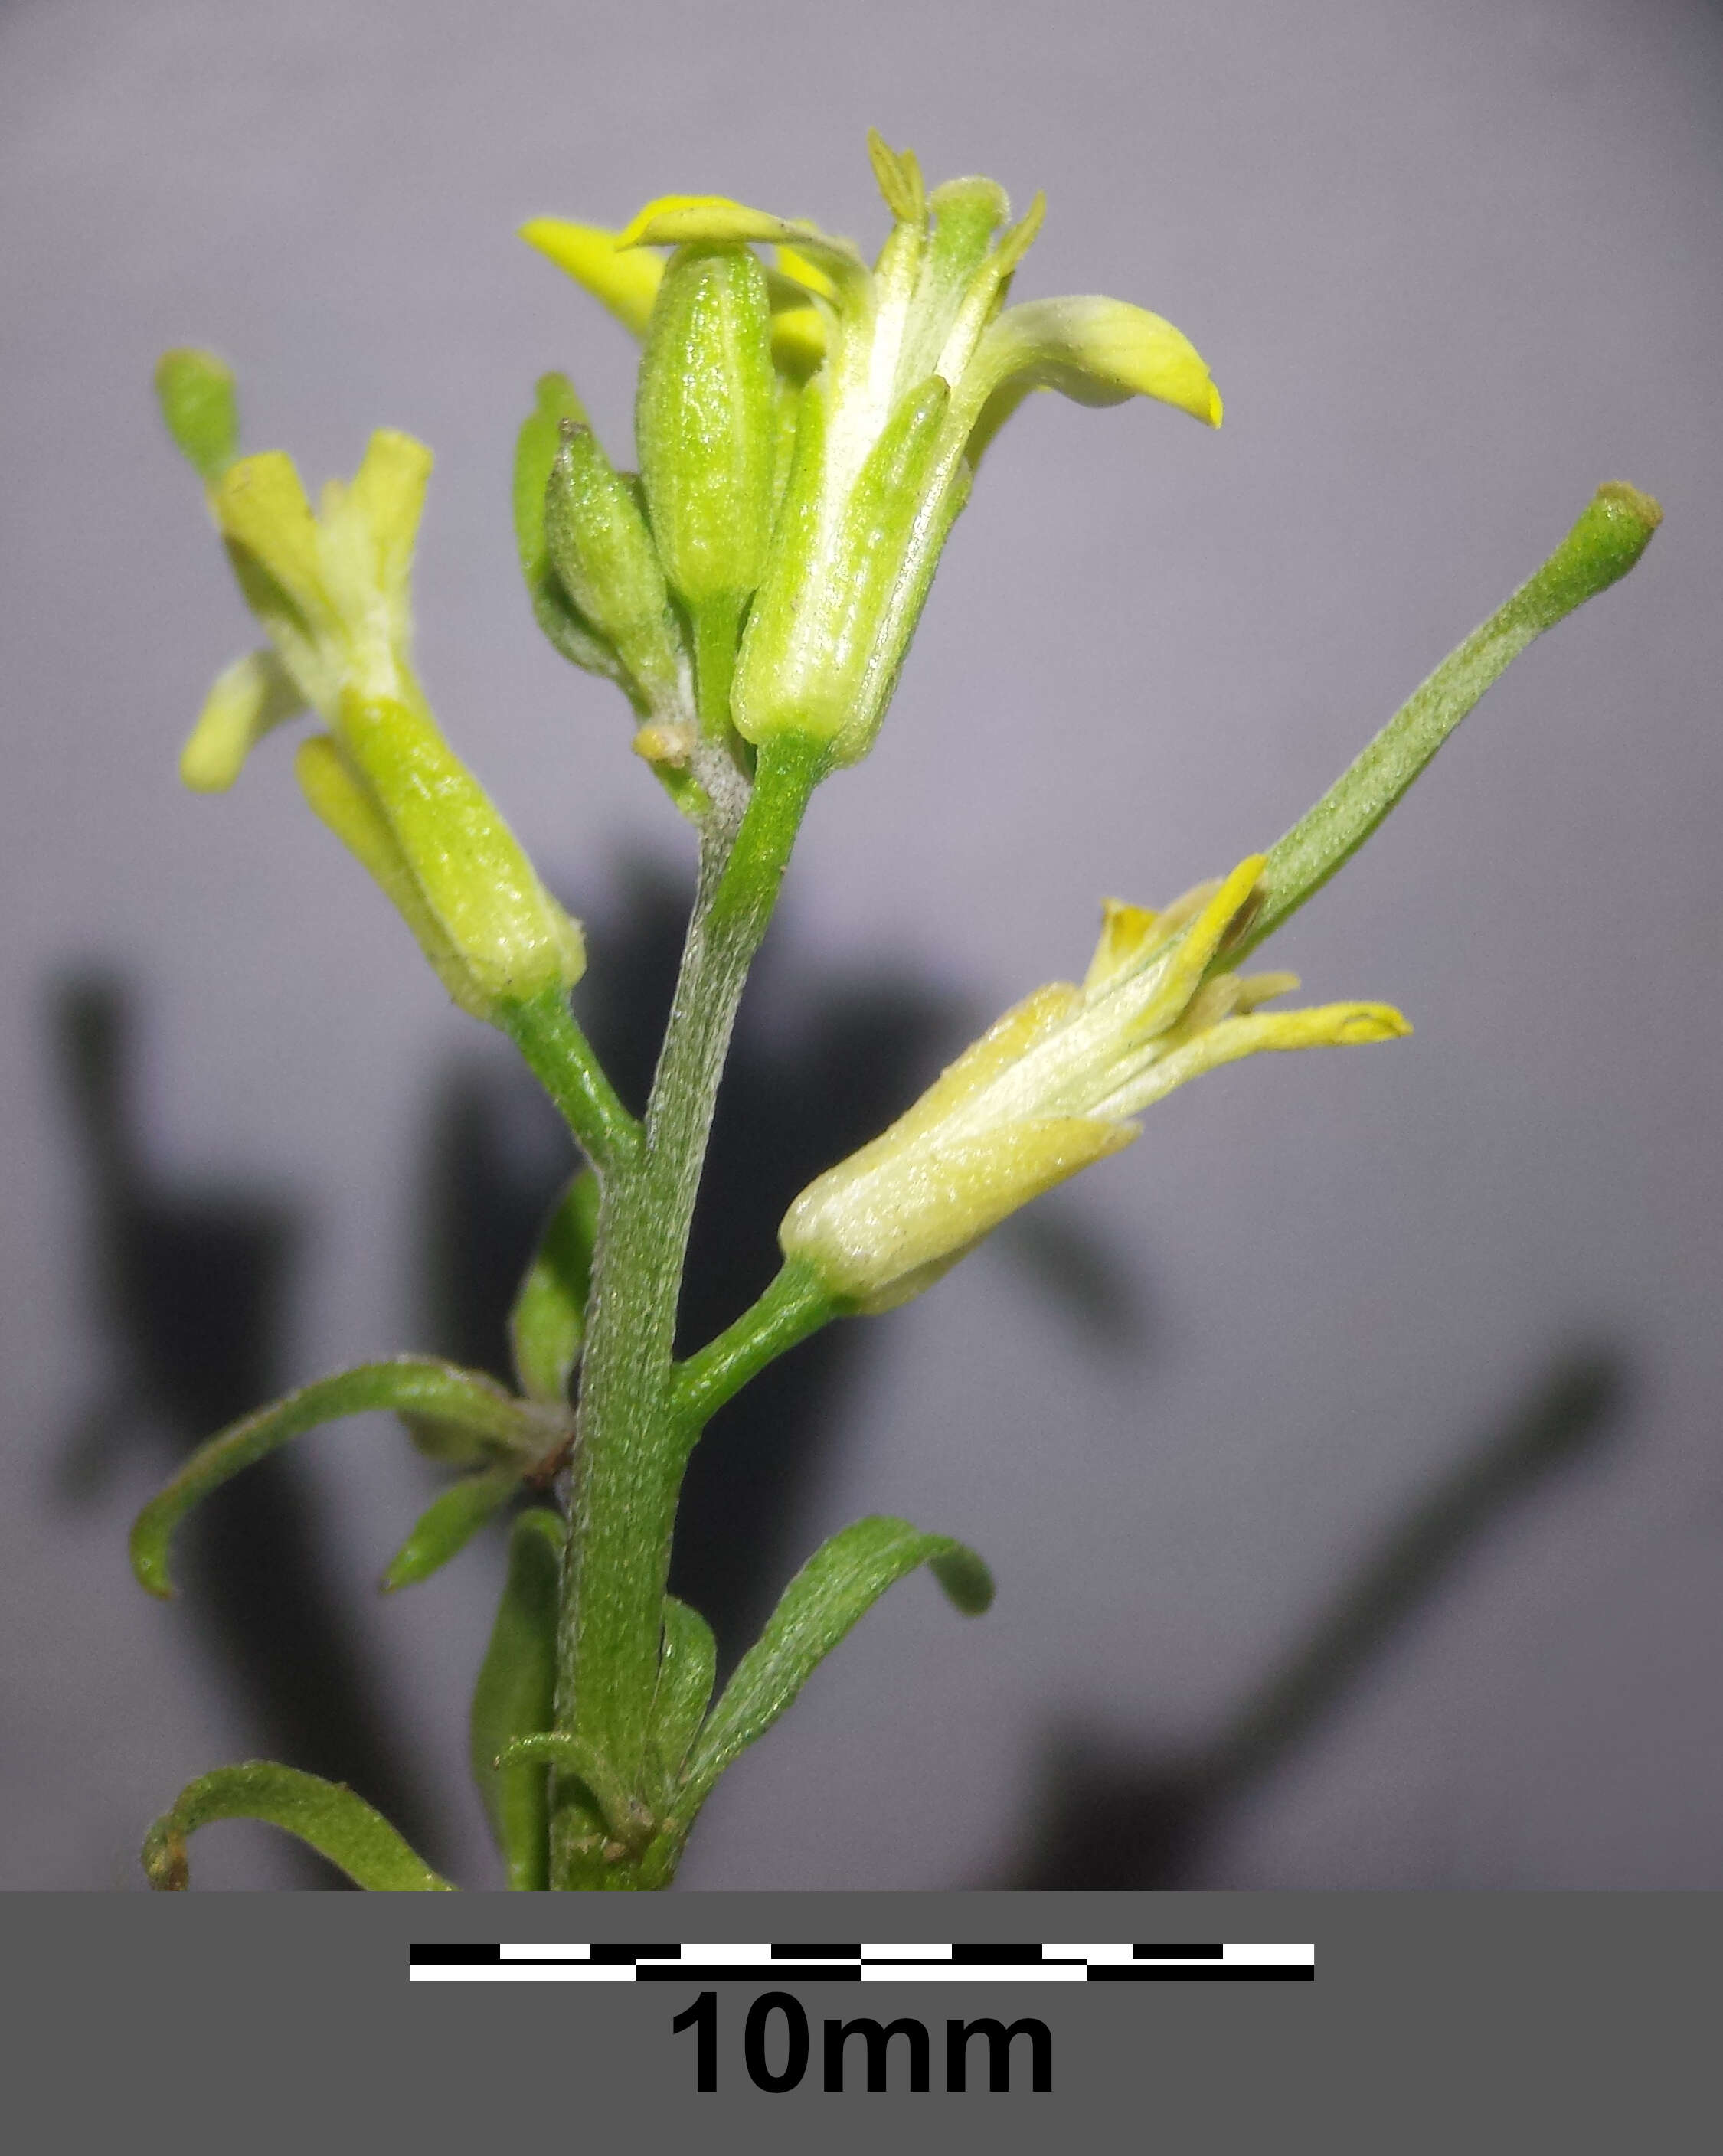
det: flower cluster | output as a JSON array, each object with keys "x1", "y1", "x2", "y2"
[{"x1": 523, "y1": 129, "x2": 1221, "y2": 776}]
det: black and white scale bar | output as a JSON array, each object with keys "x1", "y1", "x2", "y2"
[{"x1": 409, "y1": 1942, "x2": 1313, "y2": 1983}]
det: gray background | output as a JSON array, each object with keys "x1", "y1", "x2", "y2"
[{"x1": 2, "y1": 0, "x2": 1719, "y2": 1890}]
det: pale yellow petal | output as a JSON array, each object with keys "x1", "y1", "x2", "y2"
[
  {"x1": 1098, "y1": 1001, "x2": 1411, "y2": 1118},
  {"x1": 1083, "y1": 897, "x2": 1162, "y2": 991},
  {"x1": 519, "y1": 217, "x2": 665, "y2": 338},
  {"x1": 180, "y1": 648, "x2": 306, "y2": 792},
  {"x1": 211, "y1": 452, "x2": 326, "y2": 619}
]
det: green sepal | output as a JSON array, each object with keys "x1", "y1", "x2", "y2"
[
  {"x1": 142, "y1": 1762, "x2": 453, "y2": 1891},
  {"x1": 512, "y1": 373, "x2": 641, "y2": 700},
  {"x1": 509, "y1": 1168, "x2": 600, "y2": 1403},
  {"x1": 670, "y1": 1515, "x2": 992, "y2": 1823},
  {"x1": 130, "y1": 1357, "x2": 550, "y2": 1599},
  {"x1": 733, "y1": 374, "x2": 960, "y2": 760},
  {"x1": 155, "y1": 348, "x2": 240, "y2": 483},
  {"x1": 381, "y1": 1462, "x2": 524, "y2": 1592},
  {"x1": 645, "y1": 1596, "x2": 717, "y2": 1803},
  {"x1": 469, "y1": 1508, "x2": 563, "y2": 1890}
]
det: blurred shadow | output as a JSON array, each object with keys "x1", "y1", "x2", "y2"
[
  {"x1": 1004, "y1": 1348, "x2": 1627, "y2": 1887},
  {"x1": 51, "y1": 975, "x2": 441, "y2": 1884},
  {"x1": 420, "y1": 858, "x2": 1147, "y2": 1672}
]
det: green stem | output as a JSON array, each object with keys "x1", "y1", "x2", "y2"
[
  {"x1": 548, "y1": 733, "x2": 825, "y2": 1889},
  {"x1": 672, "y1": 1259, "x2": 843, "y2": 1430},
  {"x1": 1228, "y1": 482, "x2": 1661, "y2": 968},
  {"x1": 499, "y1": 993, "x2": 642, "y2": 1174}
]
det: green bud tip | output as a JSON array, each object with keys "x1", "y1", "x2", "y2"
[{"x1": 155, "y1": 348, "x2": 240, "y2": 483}]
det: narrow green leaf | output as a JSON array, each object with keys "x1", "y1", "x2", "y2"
[
  {"x1": 509, "y1": 1168, "x2": 600, "y2": 1403},
  {"x1": 1229, "y1": 482, "x2": 1663, "y2": 967},
  {"x1": 142, "y1": 1762, "x2": 453, "y2": 1890},
  {"x1": 645, "y1": 1596, "x2": 717, "y2": 1800},
  {"x1": 469, "y1": 1509, "x2": 563, "y2": 1890},
  {"x1": 130, "y1": 1358, "x2": 541, "y2": 1599},
  {"x1": 491, "y1": 1731, "x2": 634, "y2": 1841},
  {"x1": 381, "y1": 1462, "x2": 524, "y2": 1592},
  {"x1": 674, "y1": 1515, "x2": 992, "y2": 1818}
]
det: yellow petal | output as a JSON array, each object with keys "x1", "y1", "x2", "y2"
[
  {"x1": 1083, "y1": 897, "x2": 1162, "y2": 991},
  {"x1": 211, "y1": 452, "x2": 326, "y2": 619},
  {"x1": 1099, "y1": 1001, "x2": 1411, "y2": 1117},
  {"x1": 181, "y1": 648, "x2": 306, "y2": 792},
  {"x1": 1105, "y1": 855, "x2": 1264, "y2": 1044},
  {"x1": 519, "y1": 217, "x2": 665, "y2": 338},
  {"x1": 774, "y1": 243, "x2": 837, "y2": 301},
  {"x1": 962, "y1": 292, "x2": 1221, "y2": 463},
  {"x1": 347, "y1": 430, "x2": 433, "y2": 604}
]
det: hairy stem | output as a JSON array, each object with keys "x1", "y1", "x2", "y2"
[{"x1": 548, "y1": 734, "x2": 823, "y2": 1888}]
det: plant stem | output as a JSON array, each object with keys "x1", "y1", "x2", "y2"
[{"x1": 548, "y1": 733, "x2": 824, "y2": 1888}]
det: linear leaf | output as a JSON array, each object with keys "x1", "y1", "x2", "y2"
[
  {"x1": 142, "y1": 1762, "x2": 453, "y2": 1890},
  {"x1": 381, "y1": 1462, "x2": 524, "y2": 1592},
  {"x1": 509, "y1": 1169, "x2": 600, "y2": 1403},
  {"x1": 675, "y1": 1515, "x2": 992, "y2": 1818},
  {"x1": 130, "y1": 1358, "x2": 539, "y2": 1599},
  {"x1": 469, "y1": 1509, "x2": 564, "y2": 1889}
]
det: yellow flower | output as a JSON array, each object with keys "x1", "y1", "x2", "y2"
[
  {"x1": 780, "y1": 858, "x2": 1407, "y2": 1311},
  {"x1": 162, "y1": 377, "x2": 583, "y2": 1022}
]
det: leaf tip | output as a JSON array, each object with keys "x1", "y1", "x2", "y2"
[{"x1": 931, "y1": 1542, "x2": 995, "y2": 1616}]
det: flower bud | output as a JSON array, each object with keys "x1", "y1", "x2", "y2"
[
  {"x1": 634, "y1": 243, "x2": 776, "y2": 720},
  {"x1": 544, "y1": 422, "x2": 687, "y2": 717},
  {"x1": 155, "y1": 348, "x2": 240, "y2": 482}
]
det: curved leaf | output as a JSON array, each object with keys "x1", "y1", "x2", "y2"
[
  {"x1": 492, "y1": 1731, "x2": 633, "y2": 1841},
  {"x1": 509, "y1": 1173, "x2": 600, "y2": 1406},
  {"x1": 130, "y1": 1358, "x2": 544, "y2": 1599},
  {"x1": 142, "y1": 1762, "x2": 453, "y2": 1891},
  {"x1": 674, "y1": 1515, "x2": 992, "y2": 1820},
  {"x1": 469, "y1": 1508, "x2": 563, "y2": 1890},
  {"x1": 381, "y1": 1462, "x2": 524, "y2": 1592}
]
